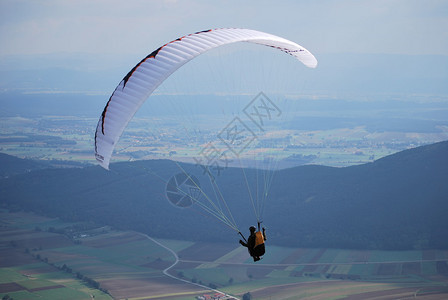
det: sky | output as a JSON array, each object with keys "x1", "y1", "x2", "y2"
[
  {"x1": 0, "y1": 0, "x2": 447, "y2": 95},
  {"x1": 1, "y1": 0, "x2": 447, "y2": 57}
]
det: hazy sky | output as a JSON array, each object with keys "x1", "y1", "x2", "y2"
[{"x1": 1, "y1": 0, "x2": 447, "y2": 57}]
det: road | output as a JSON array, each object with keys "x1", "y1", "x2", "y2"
[{"x1": 141, "y1": 233, "x2": 239, "y2": 300}]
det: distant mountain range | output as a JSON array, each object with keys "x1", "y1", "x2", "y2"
[{"x1": 1, "y1": 141, "x2": 447, "y2": 250}]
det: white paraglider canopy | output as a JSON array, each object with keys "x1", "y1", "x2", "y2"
[{"x1": 95, "y1": 28, "x2": 317, "y2": 169}]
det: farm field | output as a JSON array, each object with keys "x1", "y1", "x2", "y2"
[{"x1": 1, "y1": 210, "x2": 448, "y2": 300}]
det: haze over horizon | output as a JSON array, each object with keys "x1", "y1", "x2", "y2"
[{"x1": 0, "y1": 0, "x2": 447, "y2": 95}]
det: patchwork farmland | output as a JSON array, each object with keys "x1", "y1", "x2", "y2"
[{"x1": 1, "y1": 211, "x2": 447, "y2": 299}]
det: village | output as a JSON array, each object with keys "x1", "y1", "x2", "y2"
[{"x1": 195, "y1": 292, "x2": 230, "y2": 300}]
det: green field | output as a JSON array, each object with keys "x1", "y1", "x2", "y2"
[{"x1": 1, "y1": 210, "x2": 448, "y2": 300}]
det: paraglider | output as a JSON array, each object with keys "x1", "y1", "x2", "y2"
[
  {"x1": 239, "y1": 223, "x2": 267, "y2": 261},
  {"x1": 95, "y1": 28, "x2": 317, "y2": 262},
  {"x1": 95, "y1": 28, "x2": 317, "y2": 169}
]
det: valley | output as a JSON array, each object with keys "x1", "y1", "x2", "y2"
[{"x1": 1, "y1": 211, "x2": 447, "y2": 299}]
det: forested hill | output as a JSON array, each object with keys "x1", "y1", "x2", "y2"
[
  {"x1": 1, "y1": 141, "x2": 447, "y2": 250},
  {"x1": 0, "y1": 153, "x2": 48, "y2": 177},
  {"x1": 269, "y1": 141, "x2": 448, "y2": 249},
  {"x1": 0, "y1": 153, "x2": 88, "y2": 178}
]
